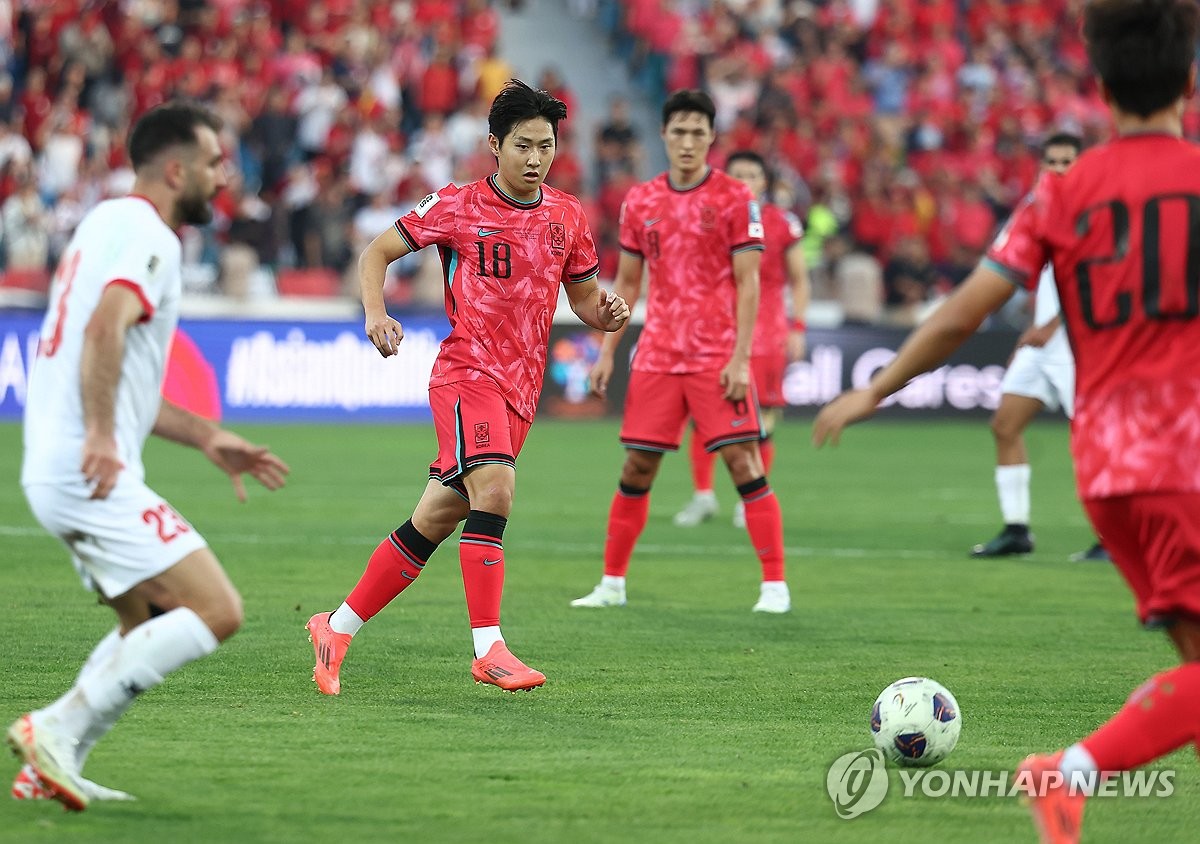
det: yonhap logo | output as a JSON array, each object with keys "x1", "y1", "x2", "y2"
[{"x1": 827, "y1": 749, "x2": 888, "y2": 819}]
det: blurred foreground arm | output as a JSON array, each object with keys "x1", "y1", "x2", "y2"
[
  {"x1": 812, "y1": 266, "x2": 1016, "y2": 447},
  {"x1": 153, "y1": 402, "x2": 290, "y2": 502}
]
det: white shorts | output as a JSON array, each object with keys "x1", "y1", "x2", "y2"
[
  {"x1": 23, "y1": 477, "x2": 209, "y2": 599},
  {"x1": 1000, "y1": 340, "x2": 1075, "y2": 417}
]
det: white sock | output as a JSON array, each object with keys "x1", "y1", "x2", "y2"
[
  {"x1": 601, "y1": 575, "x2": 626, "y2": 592},
  {"x1": 76, "y1": 608, "x2": 218, "y2": 730},
  {"x1": 72, "y1": 628, "x2": 124, "y2": 766},
  {"x1": 329, "y1": 602, "x2": 365, "y2": 636},
  {"x1": 34, "y1": 627, "x2": 128, "y2": 748},
  {"x1": 74, "y1": 628, "x2": 123, "y2": 686},
  {"x1": 695, "y1": 490, "x2": 716, "y2": 501},
  {"x1": 761, "y1": 580, "x2": 788, "y2": 593},
  {"x1": 995, "y1": 464, "x2": 1031, "y2": 525},
  {"x1": 472, "y1": 626, "x2": 504, "y2": 658},
  {"x1": 1059, "y1": 743, "x2": 1099, "y2": 778}
]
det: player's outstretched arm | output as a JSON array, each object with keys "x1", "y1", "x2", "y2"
[
  {"x1": 565, "y1": 278, "x2": 630, "y2": 332},
  {"x1": 359, "y1": 226, "x2": 413, "y2": 358},
  {"x1": 588, "y1": 251, "x2": 643, "y2": 398},
  {"x1": 152, "y1": 401, "x2": 290, "y2": 502},
  {"x1": 812, "y1": 266, "x2": 1016, "y2": 448}
]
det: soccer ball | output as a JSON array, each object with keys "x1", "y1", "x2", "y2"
[{"x1": 870, "y1": 676, "x2": 961, "y2": 767}]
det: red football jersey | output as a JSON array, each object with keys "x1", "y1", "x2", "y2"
[
  {"x1": 397, "y1": 175, "x2": 599, "y2": 421},
  {"x1": 618, "y1": 169, "x2": 764, "y2": 373},
  {"x1": 752, "y1": 203, "x2": 804, "y2": 358},
  {"x1": 985, "y1": 134, "x2": 1200, "y2": 498}
]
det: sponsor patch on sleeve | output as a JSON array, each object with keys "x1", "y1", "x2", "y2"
[{"x1": 414, "y1": 191, "x2": 441, "y2": 218}]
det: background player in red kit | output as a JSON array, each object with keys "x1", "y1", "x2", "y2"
[
  {"x1": 814, "y1": 2, "x2": 1200, "y2": 840},
  {"x1": 674, "y1": 150, "x2": 810, "y2": 530},
  {"x1": 306, "y1": 80, "x2": 630, "y2": 694},
  {"x1": 572, "y1": 90, "x2": 790, "y2": 614}
]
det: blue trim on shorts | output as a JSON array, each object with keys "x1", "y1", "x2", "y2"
[{"x1": 705, "y1": 433, "x2": 763, "y2": 452}]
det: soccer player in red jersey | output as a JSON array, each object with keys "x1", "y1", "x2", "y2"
[
  {"x1": 306, "y1": 80, "x2": 630, "y2": 694},
  {"x1": 814, "y1": 2, "x2": 1200, "y2": 840},
  {"x1": 674, "y1": 150, "x2": 810, "y2": 530},
  {"x1": 572, "y1": 90, "x2": 790, "y2": 614}
]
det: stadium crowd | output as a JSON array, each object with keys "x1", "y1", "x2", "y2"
[{"x1": 3, "y1": 0, "x2": 1198, "y2": 323}]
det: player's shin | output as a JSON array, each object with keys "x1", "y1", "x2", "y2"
[
  {"x1": 604, "y1": 483, "x2": 650, "y2": 577},
  {"x1": 339, "y1": 520, "x2": 440, "y2": 632},
  {"x1": 1077, "y1": 662, "x2": 1200, "y2": 772},
  {"x1": 39, "y1": 608, "x2": 219, "y2": 744},
  {"x1": 739, "y1": 478, "x2": 785, "y2": 582},
  {"x1": 460, "y1": 510, "x2": 507, "y2": 657},
  {"x1": 759, "y1": 437, "x2": 775, "y2": 476}
]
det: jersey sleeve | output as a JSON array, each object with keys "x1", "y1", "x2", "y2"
[
  {"x1": 565, "y1": 206, "x2": 600, "y2": 283},
  {"x1": 782, "y1": 209, "x2": 805, "y2": 243},
  {"x1": 104, "y1": 235, "x2": 174, "y2": 322},
  {"x1": 395, "y1": 185, "x2": 459, "y2": 251},
  {"x1": 983, "y1": 172, "x2": 1056, "y2": 290},
  {"x1": 729, "y1": 184, "x2": 765, "y2": 255},
  {"x1": 617, "y1": 196, "x2": 643, "y2": 256}
]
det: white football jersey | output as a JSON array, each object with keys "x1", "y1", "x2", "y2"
[{"x1": 22, "y1": 196, "x2": 183, "y2": 485}]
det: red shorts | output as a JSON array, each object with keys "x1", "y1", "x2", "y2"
[
  {"x1": 752, "y1": 353, "x2": 788, "y2": 409},
  {"x1": 620, "y1": 369, "x2": 763, "y2": 453},
  {"x1": 428, "y1": 381, "x2": 531, "y2": 493},
  {"x1": 1084, "y1": 492, "x2": 1200, "y2": 626}
]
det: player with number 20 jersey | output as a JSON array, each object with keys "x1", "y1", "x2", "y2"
[
  {"x1": 985, "y1": 135, "x2": 1200, "y2": 504},
  {"x1": 813, "y1": 5, "x2": 1200, "y2": 840}
]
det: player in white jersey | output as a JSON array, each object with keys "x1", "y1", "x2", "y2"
[
  {"x1": 6, "y1": 102, "x2": 289, "y2": 811},
  {"x1": 970, "y1": 133, "x2": 1106, "y2": 562}
]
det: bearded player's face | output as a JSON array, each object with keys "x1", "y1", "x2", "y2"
[{"x1": 175, "y1": 125, "x2": 227, "y2": 226}]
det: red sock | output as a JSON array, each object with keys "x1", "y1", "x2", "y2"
[
  {"x1": 689, "y1": 433, "x2": 716, "y2": 493},
  {"x1": 460, "y1": 510, "x2": 507, "y2": 628},
  {"x1": 738, "y1": 478, "x2": 785, "y2": 582},
  {"x1": 604, "y1": 484, "x2": 650, "y2": 577},
  {"x1": 345, "y1": 521, "x2": 438, "y2": 620},
  {"x1": 1081, "y1": 663, "x2": 1200, "y2": 771},
  {"x1": 760, "y1": 438, "x2": 775, "y2": 476}
]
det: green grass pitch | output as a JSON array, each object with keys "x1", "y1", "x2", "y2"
[{"x1": 0, "y1": 417, "x2": 1195, "y2": 843}]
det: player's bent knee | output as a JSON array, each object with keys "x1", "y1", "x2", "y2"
[
  {"x1": 720, "y1": 444, "x2": 763, "y2": 483},
  {"x1": 1167, "y1": 617, "x2": 1200, "y2": 663},
  {"x1": 198, "y1": 588, "x2": 243, "y2": 643},
  {"x1": 990, "y1": 413, "x2": 1022, "y2": 443},
  {"x1": 621, "y1": 451, "x2": 661, "y2": 487}
]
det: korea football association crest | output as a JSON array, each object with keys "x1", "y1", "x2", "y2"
[
  {"x1": 474, "y1": 422, "x2": 490, "y2": 447},
  {"x1": 549, "y1": 222, "x2": 565, "y2": 251},
  {"x1": 701, "y1": 206, "x2": 718, "y2": 231}
]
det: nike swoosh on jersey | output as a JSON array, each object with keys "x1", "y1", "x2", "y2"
[
  {"x1": 644, "y1": 217, "x2": 662, "y2": 227},
  {"x1": 477, "y1": 228, "x2": 504, "y2": 237},
  {"x1": 730, "y1": 418, "x2": 749, "y2": 427},
  {"x1": 482, "y1": 558, "x2": 503, "y2": 566}
]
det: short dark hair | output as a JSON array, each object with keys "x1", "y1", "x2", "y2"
[
  {"x1": 725, "y1": 150, "x2": 768, "y2": 174},
  {"x1": 488, "y1": 79, "x2": 567, "y2": 145},
  {"x1": 128, "y1": 101, "x2": 222, "y2": 171},
  {"x1": 1042, "y1": 132, "x2": 1083, "y2": 154},
  {"x1": 1084, "y1": 0, "x2": 1200, "y2": 117},
  {"x1": 662, "y1": 89, "x2": 716, "y2": 129}
]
